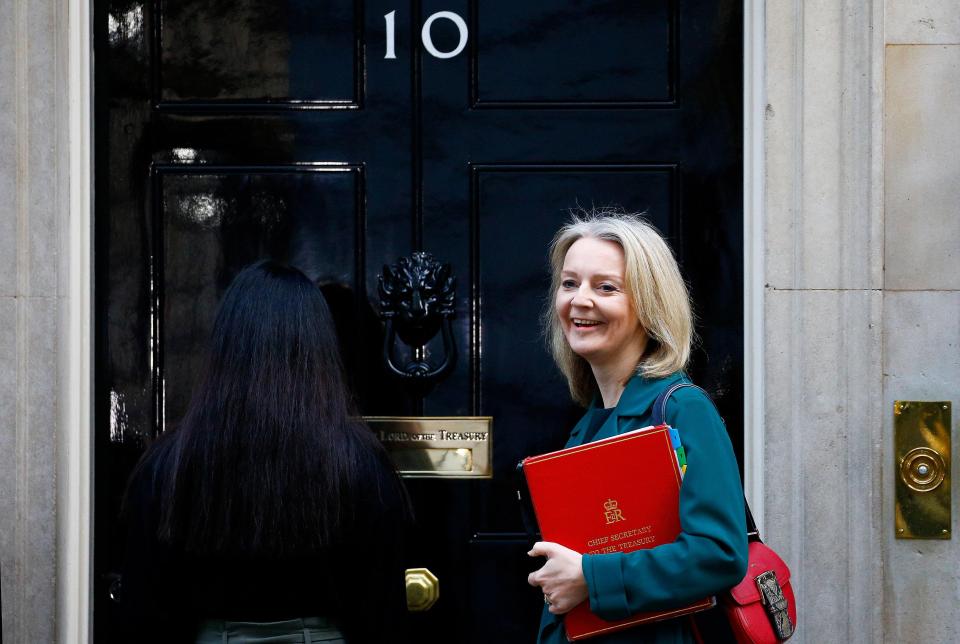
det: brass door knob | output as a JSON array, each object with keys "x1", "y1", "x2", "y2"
[
  {"x1": 405, "y1": 567, "x2": 439, "y2": 611},
  {"x1": 899, "y1": 446, "x2": 946, "y2": 492}
]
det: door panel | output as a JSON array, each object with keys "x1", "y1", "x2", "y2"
[
  {"x1": 95, "y1": 1, "x2": 742, "y2": 642},
  {"x1": 157, "y1": 166, "x2": 366, "y2": 423},
  {"x1": 472, "y1": 0, "x2": 673, "y2": 106},
  {"x1": 158, "y1": 0, "x2": 361, "y2": 105}
]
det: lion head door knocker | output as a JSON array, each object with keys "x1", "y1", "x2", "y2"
[{"x1": 378, "y1": 252, "x2": 457, "y2": 395}]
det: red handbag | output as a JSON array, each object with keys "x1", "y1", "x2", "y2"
[
  {"x1": 690, "y1": 506, "x2": 797, "y2": 644},
  {"x1": 720, "y1": 505, "x2": 796, "y2": 643}
]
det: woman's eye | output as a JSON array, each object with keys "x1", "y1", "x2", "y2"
[
  {"x1": 598, "y1": 283, "x2": 618, "y2": 293},
  {"x1": 561, "y1": 279, "x2": 577, "y2": 289}
]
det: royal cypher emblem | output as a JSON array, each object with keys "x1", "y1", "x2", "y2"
[{"x1": 603, "y1": 498, "x2": 626, "y2": 524}]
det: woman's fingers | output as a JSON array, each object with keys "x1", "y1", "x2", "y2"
[
  {"x1": 527, "y1": 541, "x2": 558, "y2": 558},
  {"x1": 528, "y1": 542, "x2": 589, "y2": 613},
  {"x1": 528, "y1": 541, "x2": 559, "y2": 587},
  {"x1": 546, "y1": 594, "x2": 575, "y2": 615}
]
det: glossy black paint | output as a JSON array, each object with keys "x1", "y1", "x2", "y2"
[
  {"x1": 94, "y1": 1, "x2": 742, "y2": 642},
  {"x1": 379, "y1": 252, "x2": 458, "y2": 396}
]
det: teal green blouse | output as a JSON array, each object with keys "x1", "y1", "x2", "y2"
[{"x1": 536, "y1": 373, "x2": 748, "y2": 644}]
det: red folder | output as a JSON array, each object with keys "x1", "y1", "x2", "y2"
[{"x1": 520, "y1": 424, "x2": 714, "y2": 641}]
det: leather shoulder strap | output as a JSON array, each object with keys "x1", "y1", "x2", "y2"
[
  {"x1": 651, "y1": 380, "x2": 760, "y2": 541},
  {"x1": 651, "y1": 381, "x2": 700, "y2": 427}
]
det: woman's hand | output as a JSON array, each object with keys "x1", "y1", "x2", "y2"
[{"x1": 527, "y1": 541, "x2": 589, "y2": 615}]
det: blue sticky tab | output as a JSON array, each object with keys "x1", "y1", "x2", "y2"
[{"x1": 668, "y1": 426, "x2": 681, "y2": 449}]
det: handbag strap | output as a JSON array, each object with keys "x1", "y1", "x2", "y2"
[{"x1": 651, "y1": 381, "x2": 761, "y2": 542}]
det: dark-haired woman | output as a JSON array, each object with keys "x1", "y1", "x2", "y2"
[{"x1": 120, "y1": 261, "x2": 410, "y2": 643}]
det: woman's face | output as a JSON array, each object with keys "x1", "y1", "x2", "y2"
[{"x1": 555, "y1": 237, "x2": 646, "y2": 370}]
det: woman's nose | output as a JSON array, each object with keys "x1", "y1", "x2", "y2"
[{"x1": 570, "y1": 286, "x2": 594, "y2": 308}]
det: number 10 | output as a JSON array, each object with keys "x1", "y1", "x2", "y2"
[{"x1": 384, "y1": 10, "x2": 469, "y2": 60}]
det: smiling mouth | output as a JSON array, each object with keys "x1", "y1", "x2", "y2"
[{"x1": 572, "y1": 318, "x2": 602, "y2": 328}]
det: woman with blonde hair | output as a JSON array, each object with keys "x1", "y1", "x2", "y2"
[{"x1": 527, "y1": 210, "x2": 747, "y2": 643}]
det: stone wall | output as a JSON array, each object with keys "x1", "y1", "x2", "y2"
[
  {"x1": 883, "y1": 1, "x2": 960, "y2": 640},
  {"x1": 764, "y1": 0, "x2": 960, "y2": 641},
  {"x1": 0, "y1": 0, "x2": 68, "y2": 641},
  {"x1": 763, "y1": 0, "x2": 885, "y2": 641}
]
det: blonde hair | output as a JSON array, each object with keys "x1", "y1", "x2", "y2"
[{"x1": 545, "y1": 209, "x2": 693, "y2": 406}]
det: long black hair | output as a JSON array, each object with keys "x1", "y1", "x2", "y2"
[{"x1": 141, "y1": 260, "x2": 396, "y2": 557}]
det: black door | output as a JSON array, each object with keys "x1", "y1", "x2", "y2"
[{"x1": 94, "y1": 1, "x2": 742, "y2": 642}]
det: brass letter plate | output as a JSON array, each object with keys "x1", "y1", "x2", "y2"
[
  {"x1": 365, "y1": 416, "x2": 493, "y2": 479},
  {"x1": 894, "y1": 401, "x2": 951, "y2": 539}
]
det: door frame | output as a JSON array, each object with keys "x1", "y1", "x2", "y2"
[
  {"x1": 61, "y1": 2, "x2": 766, "y2": 640},
  {"x1": 61, "y1": 0, "x2": 93, "y2": 641},
  {"x1": 742, "y1": 0, "x2": 766, "y2": 532}
]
